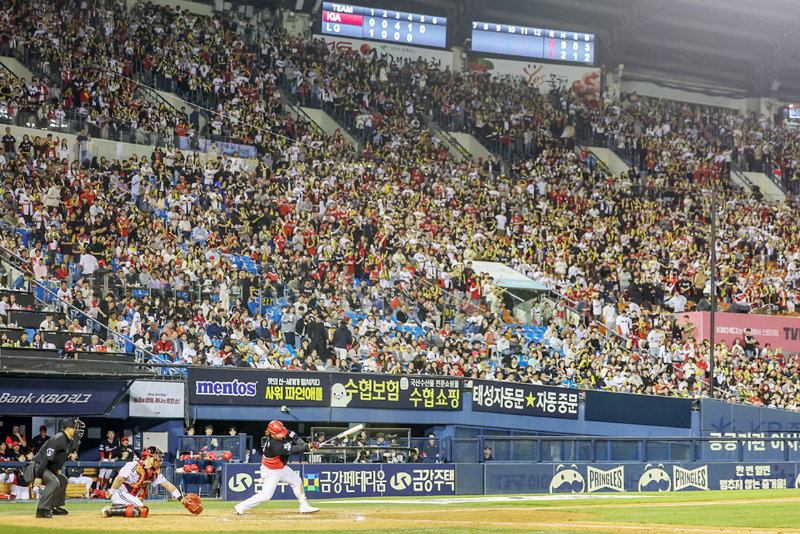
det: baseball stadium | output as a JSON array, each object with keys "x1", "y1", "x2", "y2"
[{"x1": 1, "y1": 0, "x2": 800, "y2": 532}]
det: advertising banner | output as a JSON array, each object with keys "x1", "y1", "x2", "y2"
[
  {"x1": 195, "y1": 138, "x2": 257, "y2": 159},
  {"x1": 471, "y1": 380, "x2": 579, "y2": 420},
  {"x1": 0, "y1": 378, "x2": 128, "y2": 415},
  {"x1": 468, "y1": 56, "x2": 601, "y2": 95},
  {"x1": 222, "y1": 463, "x2": 455, "y2": 501},
  {"x1": 188, "y1": 368, "x2": 328, "y2": 407},
  {"x1": 330, "y1": 374, "x2": 462, "y2": 410},
  {"x1": 314, "y1": 34, "x2": 454, "y2": 69},
  {"x1": 585, "y1": 390, "x2": 692, "y2": 428},
  {"x1": 128, "y1": 380, "x2": 184, "y2": 418},
  {"x1": 484, "y1": 462, "x2": 797, "y2": 494},
  {"x1": 685, "y1": 312, "x2": 800, "y2": 354},
  {"x1": 188, "y1": 369, "x2": 460, "y2": 410}
]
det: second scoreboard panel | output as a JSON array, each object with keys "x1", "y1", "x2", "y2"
[{"x1": 471, "y1": 21, "x2": 595, "y2": 65}]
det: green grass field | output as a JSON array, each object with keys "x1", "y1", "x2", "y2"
[{"x1": 2, "y1": 490, "x2": 800, "y2": 533}]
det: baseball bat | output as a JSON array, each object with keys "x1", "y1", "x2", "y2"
[{"x1": 318, "y1": 424, "x2": 364, "y2": 446}]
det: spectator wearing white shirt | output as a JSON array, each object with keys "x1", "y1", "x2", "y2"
[
  {"x1": 79, "y1": 252, "x2": 98, "y2": 276},
  {"x1": 615, "y1": 310, "x2": 632, "y2": 337},
  {"x1": 666, "y1": 292, "x2": 688, "y2": 313},
  {"x1": 181, "y1": 340, "x2": 197, "y2": 364}
]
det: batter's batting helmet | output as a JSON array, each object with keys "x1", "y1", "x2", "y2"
[{"x1": 268, "y1": 420, "x2": 288, "y2": 439}]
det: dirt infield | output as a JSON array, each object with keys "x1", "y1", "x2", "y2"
[{"x1": 2, "y1": 505, "x2": 800, "y2": 534}]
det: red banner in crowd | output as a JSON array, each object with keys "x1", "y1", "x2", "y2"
[{"x1": 684, "y1": 312, "x2": 800, "y2": 354}]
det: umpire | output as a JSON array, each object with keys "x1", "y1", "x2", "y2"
[{"x1": 23, "y1": 417, "x2": 84, "y2": 518}]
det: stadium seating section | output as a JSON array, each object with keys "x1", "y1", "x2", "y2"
[{"x1": 0, "y1": 0, "x2": 797, "y2": 411}]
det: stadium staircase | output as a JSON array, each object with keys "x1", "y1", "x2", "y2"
[
  {"x1": 742, "y1": 171, "x2": 786, "y2": 201},
  {"x1": 0, "y1": 56, "x2": 34, "y2": 81},
  {"x1": 585, "y1": 146, "x2": 630, "y2": 176},
  {"x1": 286, "y1": 102, "x2": 360, "y2": 152},
  {"x1": 421, "y1": 114, "x2": 474, "y2": 161}
]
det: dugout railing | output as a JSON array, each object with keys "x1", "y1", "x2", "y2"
[{"x1": 452, "y1": 435, "x2": 800, "y2": 464}]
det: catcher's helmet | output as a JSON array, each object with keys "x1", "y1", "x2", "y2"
[
  {"x1": 141, "y1": 446, "x2": 163, "y2": 469},
  {"x1": 267, "y1": 420, "x2": 288, "y2": 439}
]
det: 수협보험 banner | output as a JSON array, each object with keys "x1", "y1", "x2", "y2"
[
  {"x1": 471, "y1": 379, "x2": 579, "y2": 419},
  {"x1": 222, "y1": 463, "x2": 455, "y2": 500},
  {"x1": 329, "y1": 373, "x2": 462, "y2": 410}
]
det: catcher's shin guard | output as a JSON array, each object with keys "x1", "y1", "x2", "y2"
[{"x1": 102, "y1": 505, "x2": 149, "y2": 518}]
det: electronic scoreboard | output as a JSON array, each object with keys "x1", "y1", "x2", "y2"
[
  {"x1": 471, "y1": 21, "x2": 595, "y2": 65},
  {"x1": 321, "y1": 2, "x2": 447, "y2": 49}
]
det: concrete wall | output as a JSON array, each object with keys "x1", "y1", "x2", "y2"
[
  {"x1": 621, "y1": 78, "x2": 763, "y2": 113},
  {"x1": 2, "y1": 123, "x2": 252, "y2": 169},
  {"x1": 449, "y1": 132, "x2": 491, "y2": 162},
  {"x1": 743, "y1": 171, "x2": 786, "y2": 202},
  {"x1": 126, "y1": 0, "x2": 213, "y2": 16},
  {"x1": 0, "y1": 56, "x2": 34, "y2": 80},
  {"x1": 298, "y1": 106, "x2": 359, "y2": 148},
  {"x1": 3, "y1": 124, "x2": 152, "y2": 163},
  {"x1": 588, "y1": 146, "x2": 630, "y2": 176}
]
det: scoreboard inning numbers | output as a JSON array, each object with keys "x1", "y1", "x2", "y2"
[
  {"x1": 321, "y1": 2, "x2": 447, "y2": 49},
  {"x1": 471, "y1": 21, "x2": 595, "y2": 65}
]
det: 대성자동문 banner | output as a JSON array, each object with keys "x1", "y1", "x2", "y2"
[{"x1": 471, "y1": 379, "x2": 579, "y2": 419}]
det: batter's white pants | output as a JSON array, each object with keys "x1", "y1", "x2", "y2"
[
  {"x1": 111, "y1": 488, "x2": 145, "y2": 507},
  {"x1": 234, "y1": 466, "x2": 302, "y2": 513}
]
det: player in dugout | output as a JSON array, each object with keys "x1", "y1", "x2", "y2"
[{"x1": 233, "y1": 420, "x2": 320, "y2": 515}]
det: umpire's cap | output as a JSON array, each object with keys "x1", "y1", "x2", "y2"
[{"x1": 61, "y1": 417, "x2": 86, "y2": 439}]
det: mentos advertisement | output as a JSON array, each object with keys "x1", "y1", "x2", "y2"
[{"x1": 222, "y1": 463, "x2": 455, "y2": 500}]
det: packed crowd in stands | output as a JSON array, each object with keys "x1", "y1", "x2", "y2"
[{"x1": 0, "y1": 0, "x2": 799, "y2": 412}]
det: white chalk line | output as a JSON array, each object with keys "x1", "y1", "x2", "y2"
[{"x1": 322, "y1": 493, "x2": 659, "y2": 504}]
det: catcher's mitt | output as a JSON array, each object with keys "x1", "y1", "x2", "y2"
[{"x1": 182, "y1": 493, "x2": 203, "y2": 515}]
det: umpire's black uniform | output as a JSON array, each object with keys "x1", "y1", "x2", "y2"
[{"x1": 23, "y1": 417, "x2": 83, "y2": 518}]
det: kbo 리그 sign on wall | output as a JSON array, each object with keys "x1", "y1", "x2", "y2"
[{"x1": 0, "y1": 378, "x2": 127, "y2": 415}]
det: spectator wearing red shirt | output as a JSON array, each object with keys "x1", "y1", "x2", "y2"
[{"x1": 154, "y1": 333, "x2": 174, "y2": 360}]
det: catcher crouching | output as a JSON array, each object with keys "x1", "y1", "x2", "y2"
[{"x1": 101, "y1": 446, "x2": 202, "y2": 517}]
